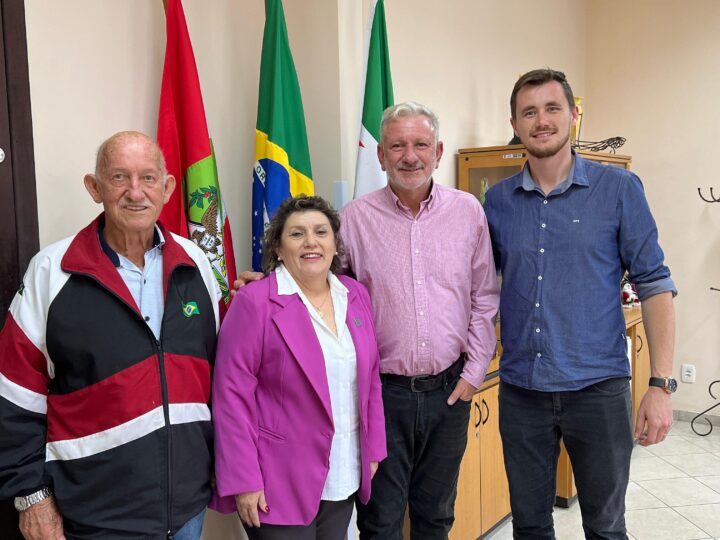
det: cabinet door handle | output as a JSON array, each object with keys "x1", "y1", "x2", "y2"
[
  {"x1": 481, "y1": 399, "x2": 490, "y2": 425},
  {"x1": 636, "y1": 334, "x2": 644, "y2": 353},
  {"x1": 474, "y1": 401, "x2": 482, "y2": 428}
]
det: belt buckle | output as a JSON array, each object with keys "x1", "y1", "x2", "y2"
[{"x1": 410, "y1": 375, "x2": 431, "y2": 392}]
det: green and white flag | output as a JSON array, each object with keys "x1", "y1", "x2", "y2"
[{"x1": 354, "y1": 0, "x2": 393, "y2": 199}]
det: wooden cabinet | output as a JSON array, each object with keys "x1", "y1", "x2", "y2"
[
  {"x1": 457, "y1": 144, "x2": 631, "y2": 203},
  {"x1": 630, "y1": 320, "x2": 650, "y2": 430},
  {"x1": 450, "y1": 395, "x2": 482, "y2": 539},
  {"x1": 478, "y1": 382, "x2": 511, "y2": 534},
  {"x1": 449, "y1": 379, "x2": 511, "y2": 540}
]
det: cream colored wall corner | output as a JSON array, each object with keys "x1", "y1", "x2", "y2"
[{"x1": 583, "y1": 0, "x2": 720, "y2": 417}]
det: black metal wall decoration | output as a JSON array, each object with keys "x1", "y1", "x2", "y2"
[
  {"x1": 698, "y1": 187, "x2": 720, "y2": 203},
  {"x1": 691, "y1": 380, "x2": 720, "y2": 436}
]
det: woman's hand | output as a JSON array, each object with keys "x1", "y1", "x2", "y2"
[
  {"x1": 370, "y1": 461, "x2": 379, "y2": 479},
  {"x1": 235, "y1": 490, "x2": 268, "y2": 528}
]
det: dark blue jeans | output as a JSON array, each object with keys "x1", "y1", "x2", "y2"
[
  {"x1": 499, "y1": 378, "x2": 633, "y2": 540},
  {"x1": 356, "y1": 375, "x2": 471, "y2": 539}
]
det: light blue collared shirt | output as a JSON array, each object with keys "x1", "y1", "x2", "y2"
[{"x1": 99, "y1": 224, "x2": 165, "y2": 340}]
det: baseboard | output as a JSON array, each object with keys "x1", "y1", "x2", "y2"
[{"x1": 674, "y1": 409, "x2": 720, "y2": 427}]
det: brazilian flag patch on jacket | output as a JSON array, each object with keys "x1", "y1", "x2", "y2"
[{"x1": 182, "y1": 301, "x2": 200, "y2": 318}]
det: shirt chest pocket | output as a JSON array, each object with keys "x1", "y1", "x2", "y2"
[
  {"x1": 426, "y1": 239, "x2": 473, "y2": 288},
  {"x1": 550, "y1": 214, "x2": 618, "y2": 261}
]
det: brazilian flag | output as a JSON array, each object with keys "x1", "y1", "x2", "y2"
[{"x1": 252, "y1": 0, "x2": 314, "y2": 271}]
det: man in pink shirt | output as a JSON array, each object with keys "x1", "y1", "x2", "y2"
[{"x1": 343, "y1": 102, "x2": 499, "y2": 539}]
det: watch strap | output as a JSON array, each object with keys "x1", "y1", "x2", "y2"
[
  {"x1": 14, "y1": 487, "x2": 52, "y2": 512},
  {"x1": 648, "y1": 376, "x2": 676, "y2": 393}
]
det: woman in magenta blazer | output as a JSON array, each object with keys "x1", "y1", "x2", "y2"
[{"x1": 211, "y1": 196, "x2": 386, "y2": 539}]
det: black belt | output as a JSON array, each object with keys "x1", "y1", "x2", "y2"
[{"x1": 381, "y1": 354, "x2": 466, "y2": 393}]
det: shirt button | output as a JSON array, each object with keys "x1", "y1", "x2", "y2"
[
  {"x1": 535, "y1": 303, "x2": 540, "y2": 308},
  {"x1": 144, "y1": 316, "x2": 150, "y2": 322},
  {"x1": 421, "y1": 342, "x2": 426, "y2": 347},
  {"x1": 419, "y1": 311, "x2": 424, "y2": 316},
  {"x1": 538, "y1": 275, "x2": 543, "y2": 280},
  {"x1": 415, "y1": 249, "x2": 420, "y2": 254},
  {"x1": 535, "y1": 328, "x2": 541, "y2": 333},
  {"x1": 541, "y1": 223, "x2": 547, "y2": 228},
  {"x1": 417, "y1": 280, "x2": 422, "y2": 285},
  {"x1": 539, "y1": 248, "x2": 545, "y2": 253},
  {"x1": 543, "y1": 199, "x2": 548, "y2": 204},
  {"x1": 537, "y1": 353, "x2": 542, "y2": 357}
]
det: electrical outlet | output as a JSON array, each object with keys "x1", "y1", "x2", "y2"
[{"x1": 681, "y1": 363, "x2": 696, "y2": 383}]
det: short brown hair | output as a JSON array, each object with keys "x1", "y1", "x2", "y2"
[
  {"x1": 510, "y1": 69, "x2": 575, "y2": 119},
  {"x1": 261, "y1": 195, "x2": 345, "y2": 275}
]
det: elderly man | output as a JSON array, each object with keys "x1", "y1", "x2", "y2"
[
  {"x1": 484, "y1": 69, "x2": 676, "y2": 539},
  {"x1": 341, "y1": 102, "x2": 499, "y2": 539},
  {"x1": 0, "y1": 132, "x2": 221, "y2": 539}
]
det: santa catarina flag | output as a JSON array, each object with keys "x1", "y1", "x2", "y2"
[
  {"x1": 252, "y1": 0, "x2": 314, "y2": 271},
  {"x1": 354, "y1": 0, "x2": 393, "y2": 199},
  {"x1": 157, "y1": 0, "x2": 237, "y2": 304}
]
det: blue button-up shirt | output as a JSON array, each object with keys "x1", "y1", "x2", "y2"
[{"x1": 484, "y1": 153, "x2": 676, "y2": 391}]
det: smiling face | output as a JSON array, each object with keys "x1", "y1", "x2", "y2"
[
  {"x1": 378, "y1": 114, "x2": 444, "y2": 198},
  {"x1": 84, "y1": 133, "x2": 175, "y2": 241},
  {"x1": 511, "y1": 80, "x2": 578, "y2": 159},
  {"x1": 276, "y1": 210, "x2": 337, "y2": 285}
]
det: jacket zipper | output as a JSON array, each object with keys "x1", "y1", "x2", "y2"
[
  {"x1": 154, "y1": 338, "x2": 173, "y2": 540},
  {"x1": 74, "y1": 265, "x2": 186, "y2": 538}
]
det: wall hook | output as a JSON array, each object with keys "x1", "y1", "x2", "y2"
[
  {"x1": 697, "y1": 187, "x2": 720, "y2": 203},
  {"x1": 691, "y1": 380, "x2": 720, "y2": 436}
]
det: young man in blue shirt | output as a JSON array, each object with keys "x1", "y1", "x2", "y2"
[{"x1": 484, "y1": 69, "x2": 676, "y2": 540}]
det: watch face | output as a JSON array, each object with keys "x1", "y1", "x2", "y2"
[{"x1": 668, "y1": 378, "x2": 678, "y2": 393}]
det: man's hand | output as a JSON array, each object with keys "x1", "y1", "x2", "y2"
[
  {"x1": 19, "y1": 496, "x2": 65, "y2": 540},
  {"x1": 230, "y1": 271, "x2": 264, "y2": 297},
  {"x1": 634, "y1": 387, "x2": 673, "y2": 446},
  {"x1": 447, "y1": 377, "x2": 477, "y2": 405},
  {"x1": 235, "y1": 490, "x2": 268, "y2": 528},
  {"x1": 370, "y1": 461, "x2": 379, "y2": 479}
]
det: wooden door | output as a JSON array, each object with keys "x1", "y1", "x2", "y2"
[
  {"x1": 0, "y1": 0, "x2": 38, "y2": 320},
  {"x1": 0, "y1": 2, "x2": 38, "y2": 537}
]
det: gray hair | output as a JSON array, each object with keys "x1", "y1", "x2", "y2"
[{"x1": 380, "y1": 101, "x2": 440, "y2": 144}]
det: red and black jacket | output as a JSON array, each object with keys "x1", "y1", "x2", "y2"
[{"x1": 0, "y1": 215, "x2": 221, "y2": 538}]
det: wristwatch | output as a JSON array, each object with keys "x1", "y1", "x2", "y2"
[
  {"x1": 649, "y1": 377, "x2": 678, "y2": 394},
  {"x1": 14, "y1": 487, "x2": 52, "y2": 512}
]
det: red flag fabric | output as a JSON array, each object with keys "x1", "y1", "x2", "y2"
[{"x1": 157, "y1": 0, "x2": 237, "y2": 304}]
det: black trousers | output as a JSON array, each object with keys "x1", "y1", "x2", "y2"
[
  {"x1": 499, "y1": 378, "x2": 634, "y2": 540},
  {"x1": 244, "y1": 496, "x2": 354, "y2": 540},
  {"x1": 356, "y1": 371, "x2": 471, "y2": 539}
]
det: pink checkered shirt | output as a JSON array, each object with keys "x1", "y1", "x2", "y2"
[{"x1": 341, "y1": 182, "x2": 500, "y2": 388}]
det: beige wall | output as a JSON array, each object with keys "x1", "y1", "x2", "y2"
[
  {"x1": 23, "y1": 1, "x2": 719, "y2": 535},
  {"x1": 584, "y1": 0, "x2": 720, "y2": 417}
]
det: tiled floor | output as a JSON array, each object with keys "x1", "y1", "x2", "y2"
[{"x1": 486, "y1": 420, "x2": 720, "y2": 540}]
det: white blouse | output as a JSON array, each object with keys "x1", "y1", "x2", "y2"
[{"x1": 275, "y1": 265, "x2": 361, "y2": 501}]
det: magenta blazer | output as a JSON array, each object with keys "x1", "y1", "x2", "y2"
[{"x1": 210, "y1": 272, "x2": 386, "y2": 525}]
